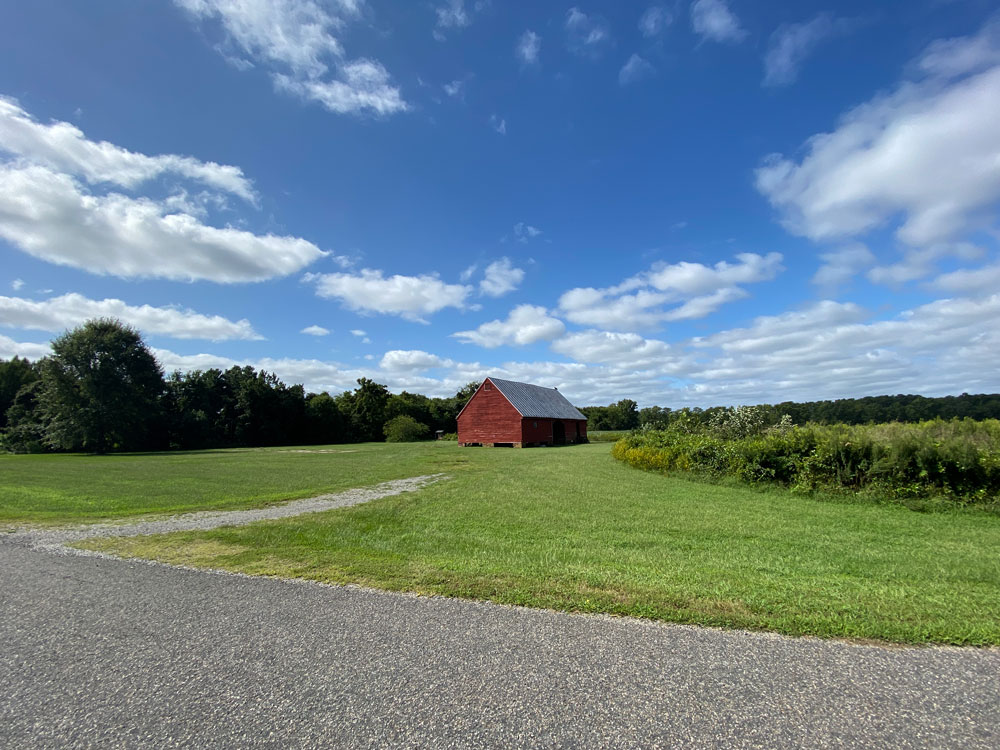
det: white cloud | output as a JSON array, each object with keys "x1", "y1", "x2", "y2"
[
  {"x1": 0, "y1": 333, "x2": 52, "y2": 361},
  {"x1": 641, "y1": 252, "x2": 784, "y2": 295},
  {"x1": 934, "y1": 261, "x2": 1000, "y2": 296},
  {"x1": 453, "y1": 304, "x2": 565, "y2": 348},
  {"x1": 459, "y1": 264, "x2": 478, "y2": 282},
  {"x1": 756, "y1": 20, "x2": 1000, "y2": 249},
  {"x1": 0, "y1": 96, "x2": 255, "y2": 202},
  {"x1": 5, "y1": 290, "x2": 1000, "y2": 406},
  {"x1": 566, "y1": 7, "x2": 611, "y2": 57},
  {"x1": 273, "y1": 60, "x2": 408, "y2": 116},
  {"x1": 812, "y1": 244, "x2": 876, "y2": 288},
  {"x1": 490, "y1": 114, "x2": 507, "y2": 135},
  {"x1": 513, "y1": 222, "x2": 541, "y2": 242},
  {"x1": 689, "y1": 295, "x2": 1000, "y2": 402},
  {"x1": 763, "y1": 14, "x2": 849, "y2": 87},
  {"x1": 350, "y1": 329, "x2": 366, "y2": 337},
  {"x1": 11, "y1": 279, "x2": 24, "y2": 291},
  {"x1": 380, "y1": 349, "x2": 452, "y2": 371},
  {"x1": 690, "y1": 0, "x2": 747, "y2": 44},
  {"x1": 443, "y1": 79, "x2": 465, "y2": 98},
  {"x1": 301, "y1": 324, "x2": 330, "y2": 336},
  {"x1": 305, "y1": 269, "x2": 472, "y2": 322},
  {"x1": 517, "y1": 30, "x2": 541, "y2": 65},
  {"x1": 663, "y1": 287, "x2": 748, "y2": 320},
  {"x1": 435, "y1": 0, "x2": 469, "y2": 32},
  {"x1": 559, "y1": 253, "x2": 782, "y2": 331},
  {"x1": 0, "y1": 292, "x2": 262, "y2": 340},
  {"x1": 176, "y1": 0, "x2": 407, "y2": 116},
  {"x1": 866, "y1": 242, "x2": 983, "y2": 286},
  {"x1": 479, "y1": 257, "x2": 525, "y2": 297},
  {"x1": 619, "y1": 54, "x2": 655, "y2": 85},
  {"x1": 559, "y1": 287, "x2": 671, "y2": 331},
  {"x1": 639, "y1": 6, "x2": 672, "y2": 38},
  {"x1": 0, "y1": 165, "x2": 325, "y2": 282},
  {"x1": 551, "y1": 330, "x2": 678, "y2": 369}
]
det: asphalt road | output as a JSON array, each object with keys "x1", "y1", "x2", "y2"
[{"x1": 2, "y1": 541, "x2": 998, "y2": 749}]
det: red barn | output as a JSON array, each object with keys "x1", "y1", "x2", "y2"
[{"x1": 457, "y1": 377, "x2": 588, "y2": 448}]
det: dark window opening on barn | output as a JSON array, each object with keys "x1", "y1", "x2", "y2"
[
  {"x1": 532, "y1": 421, "x2": 537, "y2": 428},
  {"x1": 484, "y1": 382, "x2": 492, "y2": 390}
]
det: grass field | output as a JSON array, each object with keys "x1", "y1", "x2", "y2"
[
  {"x1": 0, "y1": 443, "x2": 467, "y2": 524},
  {"x1": 19, "y1": 441, "x2": 994, "y2": 646}
]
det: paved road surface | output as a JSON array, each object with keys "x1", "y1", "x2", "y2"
[{"x1": 2, "y1": 541, "x2": 998, "y2": 749}]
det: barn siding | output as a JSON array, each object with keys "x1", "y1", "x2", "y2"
[
  {"x1": 521, "y1": 418, "x2": 589, "y2": 445},
  {"x1": 457, "y1": 383, "x2": 522, "y2": 444}
]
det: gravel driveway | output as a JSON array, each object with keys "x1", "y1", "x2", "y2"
[{"x1": 2, "y1": 477, "x2": 998, "y2": 749}]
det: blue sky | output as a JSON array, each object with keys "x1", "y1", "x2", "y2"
[{"x1": 1, "y1": 0, "x2": 999, "y2": 406}]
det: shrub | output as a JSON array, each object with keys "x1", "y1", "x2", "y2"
[
  {"x1": 612, "y1": 418, "x2": 1000, "y2": 509},
  {"x1": 383, "y1": 415, "x2": 431, "y2": 442}
]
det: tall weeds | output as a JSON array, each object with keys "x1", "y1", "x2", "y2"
[{"x1": 612, "y1": 416, "x2": 1000, "y2": 509}]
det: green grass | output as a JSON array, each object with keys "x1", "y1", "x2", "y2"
[
  {"x1": 61, "y1": 442, "x2": 1000, "y2": 646},
  {"x1": 0, "y1": 442, "x2": 467, "y2": 524}
]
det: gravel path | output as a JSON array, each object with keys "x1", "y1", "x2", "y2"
[{"x1": 6, "y1": 474, "x2": 445, "y2": 553}]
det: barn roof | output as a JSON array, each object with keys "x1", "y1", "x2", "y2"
[{"x1": 487, "y1": 378, "x2": 587, "y2": 420}]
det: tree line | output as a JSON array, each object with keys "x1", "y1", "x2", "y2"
[
  {"x1": 3, "y1": 318, "x2": 1000, "y2": 453},
  {"x1": 0, "y1": 319, "x2": 476, "y2": 454},
  {"x1": 582, "y1": 394, "x2": 1000, "y2": 432}
]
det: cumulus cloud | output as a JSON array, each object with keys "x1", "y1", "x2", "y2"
[
  {"x1": 619, "y1": 54, "x2": 655, "y2": 85},
  {"x1": 0, "y1": 333, "x2": 52, "y2": 361},
  {"x1": 453, "y1": 304, "x2": 565, "y2": 348},
  {"x1": 690, "y1": 0, "x2": 747, "y2": 44},
  {"x1": 689, "y1": 295, "x2": 1000, "y2": 401},
  {"x1": 566, "y1": 7, "x2": 612, "y2": 57},
  {"x1": 934, "y1": 261, "x2": 1000, "y2": 296},
  {"x1": 0, "y1": 96, "x2": 255, "y2": 202},
  {"x1": 380, "y1": 349, "x2": 452, "y2": 372},
  {"x1": 5, "y1": 289, "x2": 1000, "y2": 406},
  {"x1": 517, "y1": 30, "x2": 541, "y2": 65},
  {"x1": 639, "y1": 6, "x2": 672, "y2": 38},
  {"x1": 175, "y1": 0, "x2": 407, "y2": 116},
  {"x1": 811, "y1": 244, "x2": 876, "y2": 288},
  {"x1": 305, "y1": 269, "x2": 472, "y2": 322},
  {"x1": 551, "y1": 330, "x2": 681, "y2": 370},
  {"x1": 301, "y1": 324, "x2": 330, "y2": 336},
  {"x1": 11, "y1": 279, "x2": 24, "y2": 291},
  {"x1": 756, "y1": 20, "x2": 1000, "y2": 254},
  {"x1": 0, "y1": 292, "x2": 262, "y2": 341},
  {"x1": 480, "y1": 258, "x2": 525, "y2": 297},
  {"x1": 763, "y1": 14, "x2": 850, "y2": 87},
  {"x1": 0, "y1": 165, "x2": 325, "y2": 282},
  {"x1": 558, "y1": 253, "x2": 783, "y2": 331}
]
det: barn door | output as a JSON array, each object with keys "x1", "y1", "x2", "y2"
[{"x1": 552, "y1": 421, "x2": 566, "y2": 445}]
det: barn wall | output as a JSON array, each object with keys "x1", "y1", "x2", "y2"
[
  {"x1": 457, "y1": 383, "x2": 522, "y2": 444},
  {"x1": 521, "y1": 418, "x2": 553, "y2": 444},
  {"x1": 520, "y1": 418, "x2": 589, "y2": 445}
]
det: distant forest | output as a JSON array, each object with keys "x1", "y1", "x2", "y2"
[
  {"x1": 3, "y1": 319, "x2": 1000, "y2": 453},
  {"x1": 581, "y1": 393, "x2": 1000, "y2": 432}
]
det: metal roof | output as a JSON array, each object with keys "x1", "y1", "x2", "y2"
[{"x1": 487, "y1": 378, "x2": 587, "y2": 420}]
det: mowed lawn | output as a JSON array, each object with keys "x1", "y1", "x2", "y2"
[
  {"x1": 0, "y1": 443, "x2": 468, "y2": 524},
  {"x1": 44, "y1": 441, "x2": 999, "y2": 646}
]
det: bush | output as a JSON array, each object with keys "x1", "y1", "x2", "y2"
[
  {"x1": 612, "y1": 418, "x2": 1000, "y2": 509},
  {"x1": 383, "y1": 415, "x2": 431, "y2": 442}
]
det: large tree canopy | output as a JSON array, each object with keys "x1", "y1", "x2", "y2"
[{"x1": 39, "y1": 318, "x2": 164, "y2": 453}]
